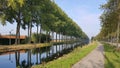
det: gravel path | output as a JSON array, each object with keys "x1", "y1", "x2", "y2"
[{"x1": 72, "y1": 44, "x2": 104, "y2": 68}]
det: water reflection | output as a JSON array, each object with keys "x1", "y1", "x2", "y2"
[{"x1": 0, "y1": 42, "x2": 87, "y2": 68}]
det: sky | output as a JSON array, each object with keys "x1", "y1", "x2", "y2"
[
  {"x1": 55, "y1": 0, "x2": 106, "y2": 38},
  {"x1": 0, "y1": 0, "x2": 106, "y2": 38}
]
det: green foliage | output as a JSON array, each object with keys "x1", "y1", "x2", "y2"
[
  {"x1": 96, "y1": 0, "x2": 120, "y2": 41},
  {"x1": 0, "y1": 14, "x2": 6, "y2": 25},
  {"x1": 0, "y1": 0, "x2": 89, "y2": 44}
]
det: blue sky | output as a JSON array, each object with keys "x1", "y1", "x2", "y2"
[
  {"x1": 55, "y1": 0, "x2": 106, "y2": 38},
  {"x1": 0, "y1": 0, "x2": 106, "y2": 38}
]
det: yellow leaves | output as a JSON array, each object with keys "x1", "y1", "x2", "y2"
[
  {"x1": 0, "y1": 14, "x2": 6, "y2": 25},
  {"x1": 117, "y1": 0, "x2": 120, "y2": 9},
  {"x1": 7, "y1": 0, "x2": 16, "y2": 9},
  {"x1": 0, "y1": 4, "x2": 2, "y2": 9},
  {"x1": 18, "y1": 0, "x2": 24, "y2": 7},
  {"x1": 118, "y1": 4, "x2": 120, "y2": 10},
  {"x1": 7, "y1": 0, "x2": 24, "y2": 9}
]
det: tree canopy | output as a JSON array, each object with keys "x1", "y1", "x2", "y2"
[
  {"x1": 96, "y1": 0, "x2": 120, "y2": 42},
  {"x1": 0, "y1": 0, "x2": 89, "y2": 44}
]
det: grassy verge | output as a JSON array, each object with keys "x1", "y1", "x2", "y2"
[
  {"x1": 103, "y1": 43, "x2": 120, "y2": 68},
  {"x1": 0, "y1": 41, "x2": 80, "y2": 53},
  {"x1": 32, "y1": 41, "x2": 98, "y2": 68},
  {"x1": 0, "y1": 43, "x2": 52, "y2": 53}
]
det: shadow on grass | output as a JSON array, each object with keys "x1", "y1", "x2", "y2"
[
  {"x1": 104, "y1": 55, "x2": 115, "y2": 68},
  {"x1": 114, "y1": 59, "x2": 120, "y2": 63},
  {"x1": 103, "y1": 43, "x2": 114, "y2": 68},
  {"x1": 103, "y1": 42, "x2": 120, "y2": 68},
  {"x1": 114, "y1": 52, "x2": 120, "y2": 58},
  {"x1": 113, "y1": 52, "x2": 120, "y2": 64}
]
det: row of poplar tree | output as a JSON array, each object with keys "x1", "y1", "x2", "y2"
[
  {"x1": 96, "y1": 0, "x2": 120, "y2": 43},
  {"x1": 0, "y1": 0, "x2": 88, "y2": 44}
]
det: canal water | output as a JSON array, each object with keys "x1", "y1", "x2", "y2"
[{"x1": 0, "y1": 42, "x2": 84, "y2": 68}]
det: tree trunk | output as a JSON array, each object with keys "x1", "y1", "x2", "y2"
[
  {"x1": 30, "y1": 50, "x2": 31, "y2": 67},
  {"x1": 58, "y1": 33, "x2": 61, "y2": 53},
  {"x1": 27, "y1": 50, "x2": 30, "y2": 64},
  {"x1": 52, "y1": 31, "x2": 54, "y2": 54},
  {"x1": 56, "y1": 33, "x2": 57, "y2": 53},
  {"x1": 39, "y1": 48, "x2": 41, "y2": 64},
  {"x1": 71, "y1": 36, "x2": 72, "y2": 42},
  {"x1": 48, "y1": 32, "x2": 50, "y2": 43},
  {"x1": 56, "y1": 33, "x2": 57, "y2": 42},
  {"x1": 65, "y1": 35, "x2": 67, "y2": 49},
  {"x1": 56, "y1": 45, "x2": 57, "y2": 53},
  {"x1": 59, "y1": 33, "x2": 60, "y2": 42},
  {"x1": 62, "y1": 33, "x2": 64, "y2": 50},
  {"x1": 29, "y1": 22, "x2": 32, "y2": 43},
  {"x1": 18, "y1": 31, "x2": 20, "y2": 44},
  {"x1": 15, "y1": 20, "x2": 20, "y2": 45},
  {"x1": 52, "y1": 31, "x2": 54, "y2": 42},
  {"x1": 37, "y1": 24, "x2": 39, "y2": 43},
  {"x1": 61, "y1": 32, "x2": 63, "y2": 42},
  {"x1": 46, "y1": 47, "x2": 48, "y2": 58},
  {"x1": 64, "y1": 34, "x2": 66, "y2": 43},
  {"x1": 117, "y1": 21, "x2": 120, "y2": 48},
  {"x1": 36, "y1": 53, "x2": 38, "y2": 64},
  {"x1": 39, "y1": 25, "x2": 42, "y2": 43},
  {"x1": 27, "y1": 50, "x2": 31, "y2": 67},
  {"x1": 15, "y1": 8, "x2": 21, "y2": 45},
  {"x1": 28, "y1": 23, "x2": 30, "y2": 43},
  {"x1": 46, "y1": 31, "x2": 48, "y2": 43},
  {"x1": 15, "y1": 51, "x2": 20, "y2": 67}
]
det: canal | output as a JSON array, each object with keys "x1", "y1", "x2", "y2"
[{"x1": 0, "y1": 42, "x2": 85, "y2": 68}]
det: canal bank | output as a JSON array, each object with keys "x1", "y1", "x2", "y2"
[{"x1": 0, "y1": 41, "x2": 78, "y2": 53}]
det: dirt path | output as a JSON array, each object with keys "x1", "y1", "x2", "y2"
[{"x1": 72, "y1": 43, "x2": 104, "y2": 68}]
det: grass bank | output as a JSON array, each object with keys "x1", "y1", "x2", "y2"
[
  {"x1": 32, "y1": 41, "x2": 98, "y2": 68},
  {"x1": 103, "y1": 43, "x2": 120, "y2": 68},
  {"x1": 0, "y1": 43, "x2": 52, "y2": 53},
  {"x1": 0, "y1": 41, "x2": 78, "y2": 53}
]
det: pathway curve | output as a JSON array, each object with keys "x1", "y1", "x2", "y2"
[{"x1": 72, "y1": 43, "x2": 104, "y2": 68}]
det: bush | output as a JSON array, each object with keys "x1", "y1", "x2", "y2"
[{"x1": 31, "y1": 33, "x2": 51, "y2": 43}]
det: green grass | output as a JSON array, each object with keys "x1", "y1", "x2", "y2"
[
  {"x1": 32, "y1": 42, "x2": 98, "y2": 68},
  {"x1": 0, "y1": 40, "x2": 77, "y2": 53},
  {"x1": 0, "y1": 43, "x2": 52, "y2": 52},
  {"x1": 103, "y1": 43, "x2": 120, "y2": 68}
]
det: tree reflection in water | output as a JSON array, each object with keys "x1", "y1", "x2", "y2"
[{"x1": 9, "y1": 42, "x2": 85, "y2": 68}]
